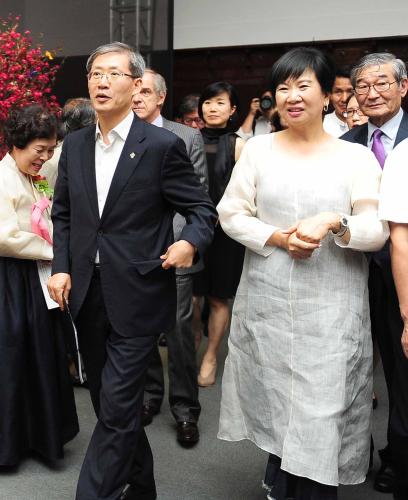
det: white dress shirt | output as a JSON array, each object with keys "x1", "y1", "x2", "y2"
[
  {"x1": 94, "y1": 110, "x2": 134, "y2": 262},
  {"x1": 151, "y1": 114, "x2": 163, "y2": 128},
  {"x1": 95, "y1": 111, "x2": 134, "y2": 216},
  {"x1": 379, "y1": 137, "x2": 408, "y2": 222},
  {"x1": 323, "y1": 111, "x2": 349, "y2": 137},
  {"x1": 236, "y1": 116, "x2": 272, "y2": 140},
  {"x1": 367, "y1": 107, "x2": 404, "y2": 155}
]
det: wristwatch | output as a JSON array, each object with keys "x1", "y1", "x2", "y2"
[{"x1": 335, "y1": 215, "x2": 349, "y2": 238}]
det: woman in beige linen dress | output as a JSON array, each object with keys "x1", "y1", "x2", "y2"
[{"x1": 217, "y1": 47, "x2": 389, "y2": 500}]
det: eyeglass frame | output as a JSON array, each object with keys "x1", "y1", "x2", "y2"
[
  {"x1": 353, "y1": 81, "x2": 397, "y2": 95},
  {"x1": 87, "y1": 70, "x2": 136, "y2": 82},
  {"x1": 342, "y1": 108, "x2": 365, "y2": 118},
  {"x1": 182, "y1": 116, "x2": 204, "y2": 126}
]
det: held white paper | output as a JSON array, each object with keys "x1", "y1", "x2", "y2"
[{"x1": 37, "y1": 260, "x2": 59, "y2": 309}]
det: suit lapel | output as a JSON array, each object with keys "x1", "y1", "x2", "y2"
[
  {"x1": 394, "y1": 111, "x2": 408, "y2": 148},
  {"x1": 80, "y1": 125, "x2": 100, "y2": 222},
  {"x1": 353, "y1": 124, "x2": 368, "y2": 146},
  {"x1": 100, "y1": 115, "x2": 147, "y2": 223}
]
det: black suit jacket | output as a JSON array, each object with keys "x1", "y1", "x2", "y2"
[
  {"x1": 341, "y1": 110, "x2": 408, "y2": 148},
  {"x1": 51, "y1": 114, "x2": 216, "y2": 336}
]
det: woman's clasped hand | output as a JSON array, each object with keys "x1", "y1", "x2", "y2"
[{"x1": 272, "y1": 212, "x2": 344, "y2": 259}]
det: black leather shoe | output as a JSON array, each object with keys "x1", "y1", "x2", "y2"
[
  {"x1": 141, "y1": 403, "x2": 160, "y2": 427},
  {"x1": 176, "y1": 421, "x2": 199, "y2": 446},
  {"x1": 374, "y1": 461, "x2": 396, "y2": 493}
]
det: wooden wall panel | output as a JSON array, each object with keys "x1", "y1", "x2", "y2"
[{"x1": 173, "y1": 37, "x2": 408, "y2": 119}]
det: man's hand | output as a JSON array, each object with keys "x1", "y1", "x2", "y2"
[
  {"x1": 48, "y1": 273, "x2": 71, "y2": 310},
  {"x1": 248, "y1": 98, "x2": 260, "y2": 116},
  {"x1": 160, "y1": 240, "x2": 196, "y2": 270},
  {"x1": 402, "y1": 324, "x2": 408, "y2": 359}
]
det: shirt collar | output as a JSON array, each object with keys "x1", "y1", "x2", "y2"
[
  {"x1": 334, "y1": 112, "x2": 348, "y2": 129},
  {"x1": 151, "y1": 114, "x2": 163, "y2": 128},
  {"x1": 95, "y1": 110, "x2": 134, "y2": 143},
  {"x1": 368, "y1": 107, "x2": 403, "y2": 141}
]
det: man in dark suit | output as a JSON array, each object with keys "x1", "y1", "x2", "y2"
[
  {"x1": 132, "y1": 69, "x2": 207, "y2": 445},
  {"x1": 342, "y1": 52, "x2": 408, "y2": 496},
  {"x1": 48, "y1": 42, "x2": 216, "y2": 500}
]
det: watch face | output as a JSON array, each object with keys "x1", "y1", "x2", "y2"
[{"x1": 341, "y1": 216, "x2": 348, "y2": 227}]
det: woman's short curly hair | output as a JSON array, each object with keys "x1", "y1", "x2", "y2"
[{"x1": 3, "y1": 104, "x2": 63, "y2": 150}]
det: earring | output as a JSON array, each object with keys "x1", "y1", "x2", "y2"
[{"x1": 323, "y1": 103, "x2": 329, "y2": 112}]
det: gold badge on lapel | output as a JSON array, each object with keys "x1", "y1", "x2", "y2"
[{"x1": 130, "y1": 152, "x2": 136, "y2": 159}]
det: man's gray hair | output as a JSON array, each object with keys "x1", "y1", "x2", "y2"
[
  {"x1": 144, "y1": 68, "x2": 167, "y2": 96},
  {"x1": 86, "y1": 42, "x2": 145, "y2": 78},
  {"x1": 350, "y1": 52, "x2": 407, "y2": 87}
]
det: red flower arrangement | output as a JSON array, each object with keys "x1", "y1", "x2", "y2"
[{"x1": 0, "y1": 15, "x2": 61, "y2": 159}]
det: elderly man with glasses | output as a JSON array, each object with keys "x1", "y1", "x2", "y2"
[{"x1": 342, "y1": 52, "x2": 408, "y2": 497}]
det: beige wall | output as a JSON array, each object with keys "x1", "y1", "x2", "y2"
[{"x1": 174, "y1": 0, "x2": 408, "y2": 49}]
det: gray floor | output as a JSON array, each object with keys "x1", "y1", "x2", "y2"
[{"x1": 0, "y1": 338, "x2": 391, "y2": 500}]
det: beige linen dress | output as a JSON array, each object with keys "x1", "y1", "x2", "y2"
[{"x1": 217, "y1": 134, "x2": 388, "y2": 486}]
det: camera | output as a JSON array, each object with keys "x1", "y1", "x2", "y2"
[{"x1": 259, "y1": 95, "x2": 274, "y2": 112}]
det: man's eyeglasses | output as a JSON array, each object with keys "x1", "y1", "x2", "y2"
[
  {"x1": 88, "y1": 71, "x2": 135, "y2": 82},
  {"x1": 183, "y1": 117, "x2": 204, "y2": 126},
  {"x1": 343, "y1": 108, "x2": 365, "y2": 118},
  {"x1": 354, "y1": 81, "x2": 397, "y2": 95}
]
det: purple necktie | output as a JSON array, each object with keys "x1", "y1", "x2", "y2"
[{"x1": 371, "y1": 129, "x2": 386, "y2": 168}]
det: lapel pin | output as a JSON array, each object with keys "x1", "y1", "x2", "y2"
[{"x1": 129, "y1": 152, "x2": 136, "y2": 159}]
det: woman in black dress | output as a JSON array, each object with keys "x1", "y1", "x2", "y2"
[
  {"x1": 0, "y1": 105, "x2": 79, "y2": 466},
  {"x1": 195, "y1": 82, "x2": 245, "y2": 386}
]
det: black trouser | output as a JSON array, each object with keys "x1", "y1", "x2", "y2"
[
  {"x1": 369, "y1": 259, "x2": 408, "y2": 497},
  {"x1": 76, "y1": 269, "x2": 157, "y2": 500},
  {"x1": 143, "y1": 273, "x2": 200, "y2": 423}
]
